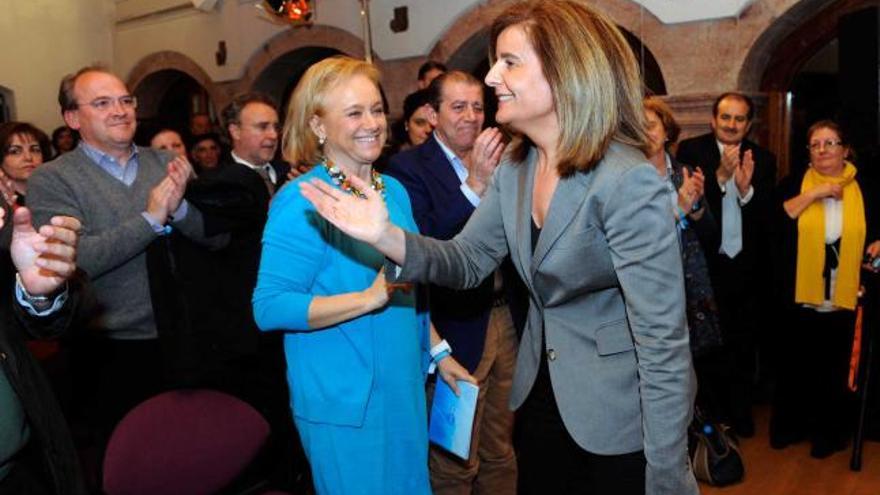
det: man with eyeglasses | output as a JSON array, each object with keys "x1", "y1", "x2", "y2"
[
  {"x1": 677, "y1": 92, "x2": 777, "y2": 439},
  {"x1": 25, "y1": 65, "x2": 222, "y2": 486}
]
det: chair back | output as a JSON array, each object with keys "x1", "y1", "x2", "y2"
[{"x1": 103, "y1": 389, "x2": 270, "y2": 495}]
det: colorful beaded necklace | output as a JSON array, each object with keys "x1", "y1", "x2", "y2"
[{"x1": 323, "y1": 160, "x2": 386, "y2": 199}]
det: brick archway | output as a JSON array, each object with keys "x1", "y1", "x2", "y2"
[
  {"x1": 238, "y1": 24, "x2": 383, "y2": 95},
  {"x1": 127, "y1": 51, "x2": 222, "y2": 116},
  {"x1": 428, "y1": 0, "x2": 667, "y2": 93}
]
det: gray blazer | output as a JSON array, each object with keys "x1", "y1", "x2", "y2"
[{"x1": 391, "y1": 142, "x2": 698, "y2": 494}]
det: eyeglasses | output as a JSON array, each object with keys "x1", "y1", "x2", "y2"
[
  {"x1": 807, "y1": 140, "x2": 843, "y2": 151},
  {"x1": 77, "y1": 95, "x2": 138, "y2": 112}
]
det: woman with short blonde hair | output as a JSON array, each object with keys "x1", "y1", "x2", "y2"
[{"x1": 254, "y1": 55, "x2": 471, "y2": 494}]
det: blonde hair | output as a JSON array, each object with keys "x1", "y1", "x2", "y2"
[
  {"x1": 489, "y1": 0, "x2": 649, "y2": 176},
  {"x1": 282, "y1": 56, "x2": 381, "y2": 168}
]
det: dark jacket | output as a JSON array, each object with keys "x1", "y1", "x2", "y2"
[
  {"x1": 386, "y1": 137, "x2": 494, "y2": 372},
  {"x1": 0, "y1": 280, "x2": 85, "y2": 495},
  {"x1": 145, "y1": 157, "x2": 289, "y2": 384},
  {"x1": 676, "y1": 133, "x2": 777, "y2": 293}
]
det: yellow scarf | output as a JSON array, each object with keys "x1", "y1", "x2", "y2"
[{"x1": 795, "y1": 161, "x2": 865, "y2": 310}]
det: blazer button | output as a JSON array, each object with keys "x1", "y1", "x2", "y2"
[{"x1": 547, "y1": 349, "x2": 557, "y2": 361}]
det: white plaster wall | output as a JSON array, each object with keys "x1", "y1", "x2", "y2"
[{"x1": 0, "y1": 0, "x2": 115, "y2": 132}]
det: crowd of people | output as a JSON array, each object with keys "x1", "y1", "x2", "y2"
[{"x1": 1, "y1": 1, "x2": 878, "y2": 494}]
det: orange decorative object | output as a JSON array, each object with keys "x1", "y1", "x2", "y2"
[{"x1": 258, "y1": 0, "x2": 313, "y2": 26}]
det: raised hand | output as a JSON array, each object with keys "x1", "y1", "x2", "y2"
[
  {"x1": 735, "y1": 149, "x2": 755, "y2": 196},
  {"x1": 9, "y1": 207, "x2": 79, "y2": 296},
  {"x1": 165, "y1": 155, "x2": 193, "y2": 213},
  {"x1": 299, "y1": 175, "x2": 390, "y2": 245},
  {"x1": 465, "y1": 128, "x2": 506, "y2": 197},
  {"x1": 717, "y1": 144, "x2": 740, "y2": 184},
  {"x1": 677, "y1": 167, "x2": 705, "y2": 213},
  {"x1": 145, "y1": 176, "x2": 175, "y2": 224}
]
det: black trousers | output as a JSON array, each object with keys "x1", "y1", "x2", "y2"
[
  {"x1": 705, "y1": 255, "x2": 763, "y2": 424},
  {"x1": 515, "y1": 356, "x2": 646, "y2": 495},
  {"x1": 771, "y1": 306, "x2": 856, "y2": 444}
]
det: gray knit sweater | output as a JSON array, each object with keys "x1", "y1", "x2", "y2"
[{"x1": 28, "y1": 146, "x2": 211, "y2": 339}]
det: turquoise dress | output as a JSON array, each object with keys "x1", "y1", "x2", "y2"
[{"x1": 253, "y1": 166, "x2": 432, "y2": 495}]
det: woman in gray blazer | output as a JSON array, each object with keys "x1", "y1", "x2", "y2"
[{"x1": 300, "y1": 1, "x2": 697, "y2": 494}]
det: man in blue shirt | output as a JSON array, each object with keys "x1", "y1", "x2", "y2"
[{"x1": 386, "y1": 71, "x2": 517, "y2": 494}]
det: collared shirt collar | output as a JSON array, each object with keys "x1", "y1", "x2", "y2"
[
  {"x1": 432, "y1": 133, "x2": 469, "y2": 185},
  {"x1": 79, "y1": 140, "x2": 140, "y2": 186},
  {"x1": 715, "y1": 138, "x2": 743, "y2": 155},
  {"x1": 231, "y1": 151, "x2": 277, "y2": 184}
]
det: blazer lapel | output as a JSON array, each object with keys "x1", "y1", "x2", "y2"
[
  {"x1": 531, "y1": 169, "x2": 592, "y2": 274},
  {"x1": 421, "y1": 137, "x2": 464, "y2": 194},
  {"x1": 515, "y1": 152, "x2": 537, "y2": 291}
]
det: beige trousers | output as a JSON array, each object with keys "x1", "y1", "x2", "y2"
[{"x1": 426, "y1": 304, "x2": 519, "y2": 495}]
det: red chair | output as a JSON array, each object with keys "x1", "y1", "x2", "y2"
[{"x1": 103, "y1": 389, "x2": 288, "y2": 495}]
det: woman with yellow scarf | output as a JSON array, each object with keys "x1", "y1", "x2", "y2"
[{"x1": 770, "y1": 120, "x2": 880, "y2": 459}]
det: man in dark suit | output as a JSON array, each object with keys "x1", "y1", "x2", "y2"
[
  {"x1": 385, "y1": 71, "x2": 517, "y2": 494},
  {"x1": 676, "y1": 92, "x2": 777, "y2": 437},
  {"x1": 177, "y1": 93, "x2": 306, "y2": 490}
]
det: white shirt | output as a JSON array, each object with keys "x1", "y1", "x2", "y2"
[{"x1": 231, "y1": 151, "x2": 277, "y2": 184}]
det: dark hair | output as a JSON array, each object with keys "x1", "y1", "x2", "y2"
[
  {"x1": 58, "y1": 64, "x2": 115, "y2": 113},
  {"x1": 222, "y1": 92, "x2": 278, "y2": 131},
  {"x1": 644, "y1": 97, "x2": 681, "y2": 147},
  {"x1": 426, "y1": 71, "x2": 483, "y2": 112},
  {"x1": 418, "y1": 61, "x2": 448, "y2": 82},
  {"x1": 51, "y1": 125, "x2": 80, "y2": 151},
  {"x1": 188, "y1": 132, "x2": 222, "y2": 150},
  {"x1": 712, "y1": 92, "x2": 755, "y2": 121},
  {"x1": 403, "y1": 89, "x2": 431, "y2": 123},
  {"x1": 807, "y1": 119, "x2": 846, "y2": 144},
  {"x1": 0, "y1": 122, "x2": 51, "y2": 159}
]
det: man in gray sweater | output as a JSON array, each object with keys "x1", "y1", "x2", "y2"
[{"x1": 27, "y1": 66, "x2": 218, "y2": 481}]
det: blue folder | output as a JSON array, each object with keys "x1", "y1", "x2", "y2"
[{"x1": 428, "y1": 379, "x2": 479, "y2": 460}]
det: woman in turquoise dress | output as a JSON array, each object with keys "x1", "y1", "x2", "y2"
[{"x1": 252, "y1": 56, "x2": 473, "y2": 494}]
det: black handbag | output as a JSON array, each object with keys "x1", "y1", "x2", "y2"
[{"x1": 688, "y1": 408, "x2": 745, "y2": 486}]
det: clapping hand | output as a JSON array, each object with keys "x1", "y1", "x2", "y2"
[
  {"x1": 465, "y1": 128, "x2": 506, "y2": 197},
  {"x1": 5, "y1": 207, "x2": 79, "y2": 296},
  {"x1": 146, "y1": 156, "x2": 194, "y2": 224},
  {"x1": 677, "y1": 167, "x2": 705, "y2": 214},
  {"x1": 717, "y1": 144, "x2": 740, "y2": 184},
  {"x1": 734, "y1": 149, "x2": 755, "y2": 196}
]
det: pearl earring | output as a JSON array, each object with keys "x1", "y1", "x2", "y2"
[{"x1": 319, "y1": 135, "x2": 326, "y2": 145}]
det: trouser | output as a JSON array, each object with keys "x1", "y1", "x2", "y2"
[
  {"x1": 515, "y1": 358, "x2": 646, "y2": 495},
  {"x1": 706, "y1": 256, "x2": 762, "y2": 424},
  {"x1": 426, "y1": 305, "x2": 519, "y2": 495},
  {"x1": 771, "y1": 306, "x2": 856, "y2": 444}
]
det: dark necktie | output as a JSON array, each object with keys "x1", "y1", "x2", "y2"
[{"x1": 255, "y1": 164, "x2": 275, "y2": 196}]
